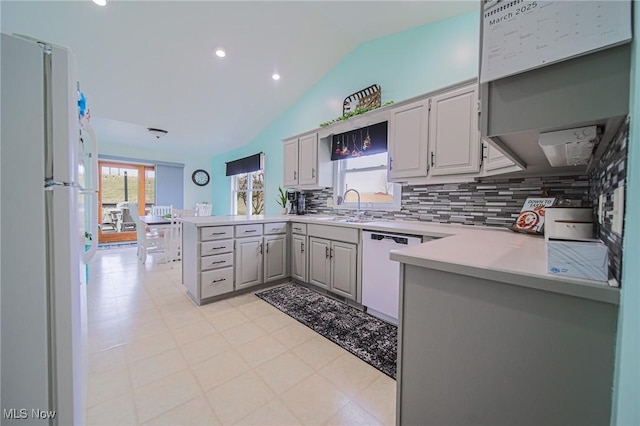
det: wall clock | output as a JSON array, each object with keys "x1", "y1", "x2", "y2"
[{"x1": 192, "y1": 169, "x2": 210, "y2": 186}]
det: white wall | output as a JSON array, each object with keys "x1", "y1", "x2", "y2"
[{"x1": 98, "y1": 141, "x2": 212, "y2": 210}]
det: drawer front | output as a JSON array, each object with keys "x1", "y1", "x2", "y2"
[
  {"x1": 200, "y1": 226, "x2": 234, "y2": 241},
  {"x1": 200, "y1": 267, "x2": 234, "y2": 299},
  {"x1": 291, "y1": 223, "x2": 307, "y2": 235},
  {"x1": 201, "y1": 239, "x2": 233, "y2": 256},
  {"x1": 236, "y1": 224, "x2": 263, "y2": 237},
  {"x1": 307, "y1": 223, "x2": 359, "y2": 244},
  {"x1": 264, "y1": 222, "x2": 287, "y2": 235},
  {"x1": 200, "y1": 252, "x2": 234, "y2": 271}
]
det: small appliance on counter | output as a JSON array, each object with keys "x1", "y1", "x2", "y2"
[
  {"x1": 287, "y1": 191, "x2": 306, "y2": 215},
  {"x1": 545, "y1": 207, "x2": 593, "y2": 241}
]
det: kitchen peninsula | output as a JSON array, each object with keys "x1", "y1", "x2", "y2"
[{"x1": 180, "y1": 215, "x2": 618, "y2": 424}]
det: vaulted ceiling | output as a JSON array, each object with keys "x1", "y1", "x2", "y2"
[{"x1": 1, "y1": 1, "x2": 478, "y2": 157}]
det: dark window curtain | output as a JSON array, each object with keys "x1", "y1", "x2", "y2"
[
  {"x1": 331, "y1": 121, "x2": 388, "y2": 161},
  {"x1": 226, "y1": 153, "x2": 263, "y2": 176}
]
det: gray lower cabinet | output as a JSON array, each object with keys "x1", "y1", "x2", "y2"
[
  {"x1": 264, "y1": 234, "x2": 287, "y2": 283},
  {"x1": 182, "y1": 224, "x2": 235, "y2": 304},
  {"x1": 397, "y1": 264, "x2": 618, "y2": 426},
  {"x1": 308, "y1": 237, "x2": 357, "y2": 300},
  {"x1": 235, "y1": 236, "x2": 263, "y2": 290},
  {"x1": 290, "y1": 233, "x2": 307, "y2": 282},
  {"x1": 329, "y1": 240, "x2": 357, "y2": 299}
]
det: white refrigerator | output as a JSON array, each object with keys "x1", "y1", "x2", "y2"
[{"x1": 1, "y1": 33, "x2": 98, "y2": 425}]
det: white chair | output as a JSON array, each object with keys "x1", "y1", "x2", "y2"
[
  {"x1": 168, "y1": 209, "x2": 197, "y2": 262},
  {"x1": 127, "y1": 202, "x2": 165, "y2": 264},
  {"x1": 151, "y1": 205, "x2": 173, "y2": 217},
  {"x1": 195, "y1": 203, "x2": 212, "y2": 216}
]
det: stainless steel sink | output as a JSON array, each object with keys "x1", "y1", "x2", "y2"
[{"x1": 313, "y1": 216, "x2": 373, "y2": 224}]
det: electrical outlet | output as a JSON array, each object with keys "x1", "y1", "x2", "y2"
[
  {"x1": 598, "y1": 194, "x2": 605, "y2": 224},
  {"x1": 612, "y1": 185, "x2": 625, "y2": 235},
  {"x1": 326, "y1": 197, "x2": 333, "y2": 208}
]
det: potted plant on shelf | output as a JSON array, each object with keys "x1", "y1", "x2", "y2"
[{"x1": 276, "y1": 186, "x2": 288, "y2": 214}]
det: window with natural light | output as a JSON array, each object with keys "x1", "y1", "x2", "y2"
[
  {"x1": 231, "y1": 170, "x2": 265, "y2": 216},
  {"x1": 334, "y1": 152, "x2": 401, "y2": 210}
]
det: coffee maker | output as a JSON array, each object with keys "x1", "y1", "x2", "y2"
[{"x1": 287, "y1": 191, "x2": 306, "y2": 215}]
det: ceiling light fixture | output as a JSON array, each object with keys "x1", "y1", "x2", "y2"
[
  {"x1": 147, "y1": 128, "x2": 168, "y2": 139},
  {"x1": 215, "y1": 48, "x2": 226, "y2": 58},
  {"x1": 92, "y1": 0, "x2": 107, "y2": 6},
  {"x1": 272, "y1": 73, "x2": 281, "y2": 81}
]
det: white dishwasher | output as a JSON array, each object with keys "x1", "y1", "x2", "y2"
[{"x1": 362, "y1": 230, "x2": 424, "y2": 324}]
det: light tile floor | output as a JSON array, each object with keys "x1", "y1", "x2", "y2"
[{"x1": 85, "y1": 247, "x2": 396, "y2": 425}]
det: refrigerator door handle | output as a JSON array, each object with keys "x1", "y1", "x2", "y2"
[
  {"x1": 80, "y1": 119, "x2": 99, "y2": 264},
  {"x1": 43, "y1": 43, "x2": 54, "y2": 180}
]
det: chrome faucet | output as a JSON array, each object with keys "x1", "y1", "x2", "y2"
[{"x1": 343, "y1": 189, "x2": 361, "y2": 218}]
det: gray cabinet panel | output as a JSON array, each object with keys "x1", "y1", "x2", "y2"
[
  {"x1": 264, "y1": 235, "x2": 287, "y2": 283},
  {"x1": 397, "y1": 264, "x2": 617, "y2": 426},
  {"x1": 330, "y1": 241, "x2": 357, "y2": 300},
  {"x1": 235, "y1": 237, "x2": 263, "y2": 289},
  {"x1": 291, "y1": 234, "x2": 307, "y2": 282},
  {"x1": 308, "y1": 237, "x2": 330, "y2": 289}
]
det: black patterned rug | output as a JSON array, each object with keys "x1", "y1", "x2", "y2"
[{"x1": 255, "y1": 283, "x2": 397, "y2": 379}]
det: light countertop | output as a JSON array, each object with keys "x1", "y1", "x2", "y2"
[{"x1": 181, "y1": 214, "x2": 619, "y2": 304}]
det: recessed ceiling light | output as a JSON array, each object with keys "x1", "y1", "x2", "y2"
[
  {"x1": 92, "y1": 0, "x2": 107, "y2": 6},
  {"x1": 272, "y1": 73, "x2": 281, "y2": 81},
  {"x1": 215, "y1": 49, "x2": 226, "y2": 58}
]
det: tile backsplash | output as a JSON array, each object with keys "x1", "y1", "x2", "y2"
[
  {"x1": 588, "y1": 118, "x2": 628, "y2": 283},
  {"x1": 305, "y1": 175, "x2": 590, "y2": 227},
  {"x1": 304, "y1": 118, "x2": 629, "y2": 283}
]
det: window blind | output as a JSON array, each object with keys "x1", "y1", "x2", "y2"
[
  {"x1": 331, "y1": 121, "x2": 388, "y2": 161},
  {"x1": 226, "y1": 153, "x2": 263, "y2": 176}
]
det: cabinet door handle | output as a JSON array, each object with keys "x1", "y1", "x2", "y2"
[
  {"x1": 244, "y1": 229, "x2": 257, "y2": 233},
  {"x1": 211, "y1": 260, "x2": 226, "y2": 265},
  {"x1": 211, "y1": 246, "x2": 226, "y2": 250},
  {"x1": 293, "y1": 171, "x2": 297, "y2": 180},
  {"x1": 259, "y1": 243, "x2": 263, "y2": 255},
  {"x1": 430, "y1": 152, "x2": 435, "y2": 167},
  {"x1": 325, "y1": 246, "x2": 329, "y2": 259},
  {"x1": 212, "y1": 278, "x2": 226, "y2": 283},
  {"x1": 293, "y1": 227, "x2": 301, "y2": 232},
  {"x1": 312, "y1": 168, "x2": 316, "y2": 178},
  {"x1": 329, "y1": 248, "x2": 333, "y2": 259},
  {"x1": 265, "y1": 242, "x2": 269, "y2": 254},
  {"x1": 301, "y1": 242, "x2": 304, "y2": 253},
  {"x1": 389, "y1": 156, "x2": 393, "y2": 170},
  {"x1": 211, "y1": 232, "x2": 226, "y2": 235}
]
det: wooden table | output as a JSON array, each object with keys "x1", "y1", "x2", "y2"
[{"x1": 140, "y1": 215, "x2": 172, "y2": 227}]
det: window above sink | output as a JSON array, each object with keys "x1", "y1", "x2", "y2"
[{"x1": 333, "y1": 152, "x2": 402, "y2": 212}]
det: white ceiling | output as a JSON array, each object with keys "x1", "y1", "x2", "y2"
[{"x1": 1, "y1": 1, "x2": 478, "y2": 157}]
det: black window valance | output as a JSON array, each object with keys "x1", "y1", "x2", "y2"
[
  {"x1": 226, "y1": 152, "x2": 263, "y2": 176},
  {"x1": 331, "y1": 121, "x2": 388, "y2": 161}
]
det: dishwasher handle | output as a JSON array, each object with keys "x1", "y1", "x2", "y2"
[{"x1": 369, "y1": 233, "x2": 410, "y2": 245}]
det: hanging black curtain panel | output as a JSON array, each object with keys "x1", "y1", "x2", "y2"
[
  {"x1": 331, "y1": 121, "x2": 388, "y2": 161},
  {"x1": 226, "y1": 153, "x2": 263, "y2": 176}
]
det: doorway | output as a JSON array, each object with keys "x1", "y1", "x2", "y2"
[{"x1": 98, "y1": 161, "x2": 155, "y2": 243}]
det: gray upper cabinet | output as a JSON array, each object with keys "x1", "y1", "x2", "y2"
[
  {"x1": 388, "y1": 99, "x2": 429, "y2": 180},
  {"x1": 283, "y1": 139, "x2": 299, "y2": 187},
  {"x1": 282, "y1": 132, "x2": 332, "y2": 189},
  {"x1": 429, "y1": 84, "x2": 481, "y2": 176},
  {"x1": 298, "y1": 133, "x2": 318, "y2": 186}
]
